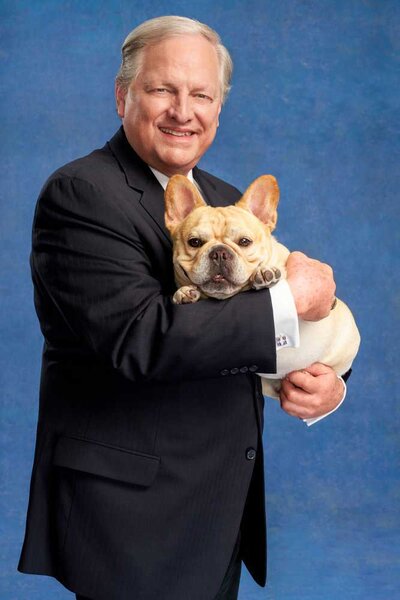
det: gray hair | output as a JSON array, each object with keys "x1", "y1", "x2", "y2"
[{"x1": 116, "y1": 16, "x2": 233, "y2": 103}]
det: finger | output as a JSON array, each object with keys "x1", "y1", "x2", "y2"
[
  {"x1": 280, "y1": 389, "x2": 304, "y2": 418},
  {"x1": 281, "y1": 378, "x2": 315, "y2": 407},
  {"x1": 280, "y1": 392, "x2": 313, "y2": 419},
  {"x1": 281, "y1": 381, "x2": 332, "y2": 418},
  {"x1": 281, "y1": 377, "x2": 305, "y2": 398},
  {"x1": 285, "y1": 370, "x2": 318, "y2": 393},
  {"x1": 303, "y1": 362, "x2": 333, "y2": 377}
]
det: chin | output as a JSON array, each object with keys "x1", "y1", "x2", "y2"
[
  {"x1": 158, "y1": 150, "x2": 198, "y2": 173},
  {"x1": 200, "y1": 282, "x2": 243, "y2": 300}
]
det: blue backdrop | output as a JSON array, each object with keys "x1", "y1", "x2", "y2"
[{"x1": 1, "y1": 1, "x2": 399, "y2": 599}]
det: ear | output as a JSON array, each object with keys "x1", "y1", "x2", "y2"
[
  {"x1": 165, "y1": 175, "x2": 207, "y2": 233},
  {"x1": 115, "y1": 82, "x2": 126, "y2": 118},
  {"x1": 235, "y1": 175, "x2": 280, "y2": 232}
]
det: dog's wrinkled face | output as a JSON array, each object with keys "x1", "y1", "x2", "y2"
[{"x1": 165, "y1": 175, "x2": 280, "y2": 299}]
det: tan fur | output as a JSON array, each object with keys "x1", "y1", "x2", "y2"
[{"x1": 165, "y1": 175, "x2": 360, "y2": 398}]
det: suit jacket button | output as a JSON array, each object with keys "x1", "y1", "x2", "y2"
[
  {"x1": 246, "y1": 448, "x2": 256, "y2": 460},
  {"x1": 221, "y1": 369, "x2": 229, "y2": 376},
  {"x1": 230, "y1": 368, "x2": 239, "y2": 375},
  {"x1": 249, "y1": 365, "x2": 258, "y2": 372},
  {"x1": 240, "y1": 366, "x2": 248, "y2": 373}
]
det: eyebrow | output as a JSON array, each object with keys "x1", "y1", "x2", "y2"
[
  {"x1": 142, "y1": 79, "x2": 166, "y2": 88},
  {"x1": 142, "y1": 79, "x2": 215, "y2": 93}
]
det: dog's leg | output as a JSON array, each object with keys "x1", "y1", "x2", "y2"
[
  {"x1": 260, "y1": 377, "x2": 282, "y2": 399},
  {"x1": 173, "y1": 285, "x2": 201, "y2": 304},
  {"x1": 250, "y1": 264, "x2": 282, "y2": 290}
]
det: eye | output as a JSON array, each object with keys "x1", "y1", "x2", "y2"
[
  {"x1": 238, "y1": 238, "x2": 253, "y2": 247},
  {"x1": 152, "y1": 87, "x2": 170, "y2": 94},
  {"x1": 192, "y1": 91, "x2": 214, "y2": 103},
  {"x1": 188, "y1": 238, "x2": 203, "y2": 248}
]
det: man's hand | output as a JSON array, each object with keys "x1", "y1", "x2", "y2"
[
  {"x1": 286, "y1": 251, "x2": 336, "y2": 320},
  {"x1": 280, "y1": 363, "x2": 344, "y2": 420}
]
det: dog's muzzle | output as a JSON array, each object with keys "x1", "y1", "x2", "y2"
[{"x1": 208, "y1": 245, "x2": 234, "y2": 265}]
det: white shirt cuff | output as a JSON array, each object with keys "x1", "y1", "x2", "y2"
[
  {"x1": 269, "y1": 279, "x2": 300, "y2": 350},
  {"x1": 303, "y1": 376, "x2": 347, "y2": 426}
]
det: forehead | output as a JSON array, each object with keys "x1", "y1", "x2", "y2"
[
  {"x1": 138, "y1": 34, "x2": 220, "y2": 89},
  {"x1": 182, "y1": 206, "x2": 266, "y2": 236}
]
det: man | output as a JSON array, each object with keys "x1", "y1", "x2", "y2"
[{"x1": 18, "y1": 16, "x2": 347, "y2": 600}]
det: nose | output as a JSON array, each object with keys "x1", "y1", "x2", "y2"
[
  {"x1": 209, "y1": 246, "x2": 234, "y2": 263},
  {"x1": 167, "y1": 93, "x2": 193, "y2": 123}
]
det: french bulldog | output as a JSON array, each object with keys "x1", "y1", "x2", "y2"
[{"x1": 164, "y1": 174, "x2": 360, "y2": 398}]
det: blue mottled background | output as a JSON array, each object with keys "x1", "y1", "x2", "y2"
[{"x1": 1, "y1": 1, "x2": 399, "y2": 598}]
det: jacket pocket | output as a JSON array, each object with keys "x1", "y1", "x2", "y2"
[{"x1": 53, "y1": 435, "x2": 160, "y2": 487}]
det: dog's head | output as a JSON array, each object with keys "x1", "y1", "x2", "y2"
[{"x1": 165, "y1": 175, "x2": 280, "y2": 299}]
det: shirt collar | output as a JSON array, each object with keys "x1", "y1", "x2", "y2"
[{"x1": 149, "y1": 166, "x2": 196, "y2": 191}]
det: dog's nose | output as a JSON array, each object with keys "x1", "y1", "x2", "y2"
[{"x1": 209, "y1": 245, "x2": 233, "y2": 263}]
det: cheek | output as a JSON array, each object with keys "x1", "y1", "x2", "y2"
[
  {"x1": 179, "y1": 248, "x2": 207, "y2": 272},
  {"x1": 198, "y1": 108, "x2": 220, "y2": 132},
  {"x1": 174, "y1": 243, "x2": 196, "y2": 264},
  {"x1": 126, "y1": 98, "x2": 160, "y2": 129},
  {"x1": 250, "y1": 242, "x2": 273, "y2": 263},
  {"x1": 135, "y1": 105, "x2": 154, "y2": 126},
  {"x1": 147, "y1": 98, "x2": 172, "y2": 122}
]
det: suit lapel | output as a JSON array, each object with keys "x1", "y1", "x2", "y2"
[
  {"x1": 139, "y1": 177, "x2": 172, "y2": 245},
  {"x1": 193, "y1": 167, "x2": 233, "y2": 208},
  {"x1": 108, "y1": 127, "x2": 172, "y2": 245}
]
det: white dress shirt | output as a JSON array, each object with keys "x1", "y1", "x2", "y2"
[{"x1": 150, "y1": 166, "x2": 346, "y2": 426}]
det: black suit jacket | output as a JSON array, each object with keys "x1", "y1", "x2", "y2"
[{"x1": 18, "y1": 127, "x2": 277, "y2": 600}]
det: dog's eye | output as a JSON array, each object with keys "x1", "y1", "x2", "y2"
[
  {"x1": 238, "y1": 238, "x2": 253, "y2": 247},
  {"x1": 188, "y1": 238, "x2": 203, "y2": 248}
]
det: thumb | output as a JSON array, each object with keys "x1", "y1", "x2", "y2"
[{"x1": 303, "y1": 362, "x2": 333, "y2": 377}]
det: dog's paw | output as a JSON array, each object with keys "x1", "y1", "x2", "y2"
[
  {"x1": 173, "y1": 286, "x2": 201, "y2": 304},
  {"x1": 250, "y1": 265, "x2": 282, "y2": 290}
]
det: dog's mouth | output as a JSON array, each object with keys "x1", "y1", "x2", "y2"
[
  {"x1": 199, "y1": 273, "x2": 245, "y2": 299},
  {"x1": 211, "y1": 273, "x2": 227, "y2": 283},
  {"x1": 180, "y1": 265, "x2": 232, "y2": 286},
  {"x1": 205, "y1": 267, "x2": 235, "y2": 287},
  {"x1": 176, "y1": 259, "x2": 248, "y2": 298}
]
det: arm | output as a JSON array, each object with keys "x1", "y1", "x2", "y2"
[
  {"x1": 31, "y1": 175, "x2": 277, "y2": 383},
  {"x1": 279, "y1": 252, "x2": 349, "y2": 422}
]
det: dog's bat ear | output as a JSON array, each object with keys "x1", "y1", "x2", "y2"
[
  {"x1": 235, "y1": 175, "x2": 279, "y2": 232},
  {"x1": 165, "y1": 175, "x2": 207, "y2": 233}
]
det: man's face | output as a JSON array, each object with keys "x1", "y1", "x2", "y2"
[{"x1": 116, "y1": 34, "x2": 222, "y2": 177}]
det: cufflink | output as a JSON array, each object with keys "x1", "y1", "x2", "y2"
[{"x1": 276, "y1": 334, "x2": 288, "y2": 348}]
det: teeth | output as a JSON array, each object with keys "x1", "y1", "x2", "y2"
[{"x1": 160, "y1": 128, "x2": 192, "y2": 137}]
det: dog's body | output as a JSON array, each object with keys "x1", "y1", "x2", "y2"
[{"x1": 165, "y1": 175, "x2": 360, "y2": 398}]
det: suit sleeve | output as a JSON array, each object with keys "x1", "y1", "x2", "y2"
[{"x1": 31, "y1": 175, "x2": 277, "y2": 383}]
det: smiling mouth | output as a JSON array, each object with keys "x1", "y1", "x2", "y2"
[{"x1": 159, "y1": 127, "x2": 194, "y2": 137}]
